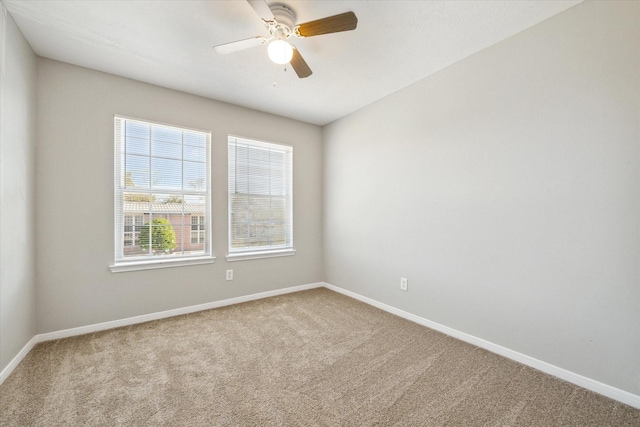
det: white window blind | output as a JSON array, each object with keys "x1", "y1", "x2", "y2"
[
  {"x1": 114, "y1": 116, "x2": 211, "y2": 265},
  {"x1": 228, "y1": 136, "x2": 293, "y2": 255}
]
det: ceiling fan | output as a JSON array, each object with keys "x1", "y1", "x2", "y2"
[{"x1": 213, "y1": 0, "x2": 358, "y2": 78}]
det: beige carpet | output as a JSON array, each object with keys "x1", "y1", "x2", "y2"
[{"x1": 1, "y1": 288, "x2": 638, "y2": 426}]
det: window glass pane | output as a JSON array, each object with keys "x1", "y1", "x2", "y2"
[
  {"x1": 248, "y1": 148, "x2": 270, "y2": 195},
  {"x1": 123, "y1": 191, "x2": 154, "y2": 203},
  {"x1": 249, "y1": 196, "x2": 271, "y2": 222},
  {"x1": 152, "y1": 140, "x2": 182, "y2": 159},
  {"x1": 228, "y1": 137, "x2": 292, "y2": 253},
  {"x1": 151, "y1": 158, "x2": 182, "y2": 189},
  {"x1": 270, "y1": 197, "x2": 286, "y2": 220},
  {"x1": 271, "y1": 223, "x2": 286, "y2": 245},
  {"x1": 152, "y1": 126, "x2": 181, "y2": 144},
  {"x1": 184, "y1": 132, "x2": 206, "y2": 148},
  {"x1": 232, "y1": 144, "x2": 249, "y2": 194},
  {"x1": 230, "y1": 194, "x2": 249, "y2": 222},
  {"x1": 126, "y1": 136, "x2": 149, "y2": 156},
  {"x1": 231, "y1": 223, "x2": 249, "y2": 248},
  {"x1": 115, "y1": 117, "x2": 210, "y2": 263},
  {"x1": 270, "y1": 158, "x2": 286, "y2": 196},
  {"x1": 126, "y1": 121, "x2": 150, "y2": 139},
  {"x1": 184, "y1": 144, "x2": 206, "y2": 163},
  {"x1": 125, "y1": 155, "x2": 150, "y2": 188},
  {"x1": 184, "y1": 161, "x2": 206, "y2": 191}
]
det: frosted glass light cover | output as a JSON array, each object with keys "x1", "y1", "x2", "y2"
[{"x1": 268, "y1": 40, "x2": 293, "y2": 64}]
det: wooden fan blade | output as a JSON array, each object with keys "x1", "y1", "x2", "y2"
[
  {"x1": 295, "y1": 11, "x2": 357, "y2": 37},
  {"x1": 247, "y1": 0, "x2": 274, "y2": 22},
  {"x1": 214, "y1": 37, "x2": 267, "y2": 54},
  {"x1": 290, "y1": 47, "x2": 312, "y2": 78}
]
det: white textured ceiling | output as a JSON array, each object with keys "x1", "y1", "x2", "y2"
[{"x1": 3, "y1": 0, "x2": 582, "y2": 126}]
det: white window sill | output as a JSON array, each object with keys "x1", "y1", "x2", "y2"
[
  {"x1": 226, "y1": 249, "x2": 296, "y2": 262},
  {"x1": 110, "y1": 256, "x2": 216, "y2": 273}
]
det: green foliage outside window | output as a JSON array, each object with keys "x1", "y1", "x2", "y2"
[{"x1": 139, "y1": 218, "x2": 176, "y2": 254}]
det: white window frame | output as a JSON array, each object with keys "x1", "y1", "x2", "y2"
[
  {"x1": 227, "y1": 136, "x2": 295, "y2": 261},
  {"x1": 110, "y1": 116, "x2": 214, "y2": 272}
]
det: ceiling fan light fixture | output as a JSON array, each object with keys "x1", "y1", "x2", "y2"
[
  {"x1": 213, "y1": 0, "x2": 358, "y2": 78},
  {"x1": 268, "y1": 39, "x2": 294, "y2": 64}
]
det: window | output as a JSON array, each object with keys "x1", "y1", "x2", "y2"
[
  {"x1": 227, "y1": 136, "x2": 294, "y2": 260},
  {"x1": 191, "y1": 216, "x2": 205, "y2": 244},
  {"x1": 112, "y1": 116, "x2": 213, "y2": 271},
  {"x1": 123, "y1": 215, "x2": 143, "y2": 247}
]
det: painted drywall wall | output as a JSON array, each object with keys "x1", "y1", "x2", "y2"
[
  {"x1": 323, "y1": 0, "x2": 639, "y2": 396},
  {"x1": 36, "y1": 59, "x2": 323, "y2": 333},
  {"x1": 0, "y1": 5, "x2": 37, "y2": 373}
]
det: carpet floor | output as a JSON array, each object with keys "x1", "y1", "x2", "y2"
[{"x1": 1, "y1": 288, "x2": 638, "y2": 426}]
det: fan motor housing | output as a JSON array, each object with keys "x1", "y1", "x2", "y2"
[{"x1": 270, "y1": 3, "x2": 296, "y2": 29}]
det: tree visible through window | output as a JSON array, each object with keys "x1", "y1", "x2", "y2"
[
  {"x1": 114, "y1": 116, "x2": 211, "y2": 264},
  {"x1": 228, "y1": 136, "x2": 293, "y2": 254}
]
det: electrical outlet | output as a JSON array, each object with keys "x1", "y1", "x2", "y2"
[
  {"x1": 400, "y1": 277, "x2": 408, "y2": 291},
  {"x1": 226, "y1": 269, "x2": 233, "y2": 281}
]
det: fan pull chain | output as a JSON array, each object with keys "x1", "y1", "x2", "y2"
[
  {"x1": 273, "y1": 64, "x2": 287, "y2": 87},
  {"x1": 273, "y1": 62, "x2": 278, "y2": 87}
]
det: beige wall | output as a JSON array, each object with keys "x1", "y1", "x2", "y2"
[
  {"x1": 35, "y1": 59, "x2": 323, "y2": 333},
  {"x1": 0, "y1": 5, "x2": 37, "y2": 373},
  {"x1": 323, "y1": 1, "x2": 639, "y2": 395}
]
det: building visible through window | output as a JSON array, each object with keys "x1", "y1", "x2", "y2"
[
  {"x1": 191, "y1": 215, "x2": 205, "y2": 244},
  {"x1": 123, "y1": 215, "x2": 143, "y2": 247}
]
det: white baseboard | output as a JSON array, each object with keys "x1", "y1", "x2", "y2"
[
  {"x1": 0, "y1": 335, "x2": 39, "y2": 384},
  {"x1": 323, "y1": 282, "x2": 640, "y2": 410},
  {"x1": 0, "y1": 282, "x2": 323, "y2": 385},
  {"x1": 37, "y1": 282, "x2": 324, "y2": 342},
  {"x1": 3, "y1": 280, "x2": 638, "y2": 410}
]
